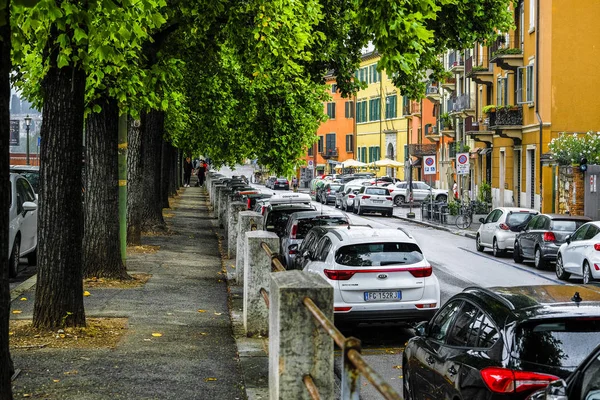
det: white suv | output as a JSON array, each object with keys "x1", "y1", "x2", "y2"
[
  {"x1": 303, "y1": 226, "x2": 440, "y2": 325},
  {"x1": 9, "y1": 173, "x2": 38, "y2": 277},
  {"x1": 390, "y1": 181, "x2": 448, "y2": 206}
]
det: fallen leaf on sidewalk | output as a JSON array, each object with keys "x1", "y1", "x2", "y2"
[
  {"x1": 197, "y1": 309, "x2": 206, "y2": 313},
  {"x1": 83, "y1": 291, "x2": 91, "y2": 297},
  {"x1": 200, "y1": 332, "x2": 208, "y2": 336},
  {"x1": 151, "y1": 333, "x2": 163, "y2": 337},
  {"x1": 20, "y1": 297, "x2": 27, "y2": 301},
  {"x1": 214, "y1": 312, "x2": 222, "y2": 316},
  {"x1": 12, "y1": 310, "x2": 22, "y2": 314},
  {"x1": 393, "y1": 365, "x2": 402, "y2": 370},
  {"x1": 205, "y1": 377, "x2": 217, "y2": 382},
  {"x1": 53, "y1": 379, "x2": 60, "y2": 383}
]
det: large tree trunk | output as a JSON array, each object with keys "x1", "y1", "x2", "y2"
[
  {"x1": 140, "y1": 110, "x2": 166, "y2": 231},
  {"x1": 126, "y1": 117, "x2": 143, "y2": 245},
  {"x1": 83, "y1": 97, "x2": 129, "y2": 279},
  {"x1": 160, "y1": 139, "x2": 170, "y2": 209},
  {"x1": 169, "y1": 145, "x2": 178, "y2": 196},
  {"x1": 0, "y1": 3, "x2": 15, "y2": 398},
  {"x1": 33, "y1": 60, "x2": 87, "y2": 329}
]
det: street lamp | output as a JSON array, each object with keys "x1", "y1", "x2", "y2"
[{"x1": 24, "y1": 115, "x2": 31, "y2": 165}]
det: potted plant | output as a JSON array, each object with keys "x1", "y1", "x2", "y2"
[
  {"x1": 441, "y1": 112, "x2": 453, "y2": 130},
  {"x1": 482, "y1": 104, "x2": 496, "y2": 114}
]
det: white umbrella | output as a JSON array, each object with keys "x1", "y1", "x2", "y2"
[
  {"x1": 341, "y1": 159, "x2": 367, "y2": 168},
  {"x1": 370, "y1": 158, "x2": 404, "y2": 168}
]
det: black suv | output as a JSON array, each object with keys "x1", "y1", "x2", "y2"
[
  {"x1": 403, "y1": 285, "x2": 600, "y2": 400},
  {"x1": 263, "y1": 203, "x2": 316, "y2": 238}
]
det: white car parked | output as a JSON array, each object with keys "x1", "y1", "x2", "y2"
[
  {"x1": 476, "y1": 207, "x2": 538, "y2": 257},
  {"x1": 556, "y1": 221, "x2": 600, "y2": 284},
  {"x1": 352, "y1": 186, "x2": 393, "y2": 217},
  {"x1": 303, "y1": 226, "x2": 440, "y2": 325},
  {"x1": 8, "y1": 173, "x2": 38, "y2": 277}
]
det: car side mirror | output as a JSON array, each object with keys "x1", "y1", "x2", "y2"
[
  {"x1": 542, "y1": 379, "x2": 568, "y2": 399},
  {"x1": 479, "y1": 217, "x2": 485, "y2": 223},
  {"x1": 289, "y1": 244, "x2": 298, "y2": 252},
  {"x1": 22, "y1": 201, "x2": 37, "y2": 214},
  {"x1": 414, "y1": 321, "x2": 428, "y2": 337},
  {"x1": 565, "y1": 235, "x2": 571, "y2": 244},
  {"x1": 303, "y1": 250, "x2": 312, "y2": 260}
]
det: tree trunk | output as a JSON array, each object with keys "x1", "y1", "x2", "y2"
[
  {"x1": 83, "y1": 97, "x2": 129, "y2": 279},
  {"x1": 33, "y1": 60, "x2": 87, "y2": 329},
  {"x1": 126, "y1": 117, "x2": 143, "y2": 245},
  {"x1": 140, "y1": 110, "x2": 166, "y2": 231},
  {"x1": 0, "y1": 3, "x2": 15, "y2": 398},
  {"x1": 169, "y1": 145, "x2": 178, "y2": 196},
  {"x1": 160, "y1": 139, "x2": 170, "y2": 209}
]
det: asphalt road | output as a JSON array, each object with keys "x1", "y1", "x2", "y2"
[{"x1": 216, "y1": 164, "x2": 595, "y2": 399}]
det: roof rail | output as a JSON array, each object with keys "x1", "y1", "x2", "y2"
[
  {"x1": 463, "y1": 287, "x2": 515, "y2": 310},
  {"x1": 348, "y1": 224, "x2": 373, "y2": 228},
  {"x1": 331, "y1": 230, "x2": 343, "y2": 241},
  {"x1": 397, "y1": 227, "x2": 412, "y2": 238}
]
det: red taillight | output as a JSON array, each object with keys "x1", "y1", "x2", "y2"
[
  {"x1": 327, "y1": 189, "x2": 331, "y2": 194},
  {"x1": 543, "y1": 232, "x2": 556, "y2": 242},
  {"x1": 324, "y1": 269, "x2": 356, "y2": 280},
  {"x1": 261, "y1": 206, "x2": 266, "y2": 215},
  {"x1": 416, "y1": 303, "x2": 437, "y2": 309},
  {"x1": 481, "y1": 367, "x2": 559, "y2": 393},
  {"x1": 408, "y1": 266, "x2": 433, "y2": 278},
  {"x1": 594, "y1": 244, "x2": 600, "y2": 251},
  {"x1": 362, "y1": 195, "x2": 371, "y2": 199},
  {"x1": 247, "y1": 198, "x2": 252, "y2": 209},
  {"x1": 289, "y1": 248, "x2": 297, "y2": 255},
  {"x1": 349, "y1": 194, "x2": 355, "y2": 199},
  {"x1": 388, "y1": 189, "x2": 394, "y2": 193},
  {"x1": 499, "y1": 223, "x2": 509, "y2": 230},
  {"x1": 386, "y1": 197, "x2": 392, "y2": 201},
  {"x1": 290, "y1": 224, "x2": 297, "y2": 239},
  {"x1": 334, "y1": 306, "x2": 352, "y2": 312}
]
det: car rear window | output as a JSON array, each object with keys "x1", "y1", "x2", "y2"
[
  {"x1": 296, "y1": 216, "x2": 348, "y2": 239},
  {"x1": 335, "y1": 242, "x2": 424, "y2": 266},
  {"x1": 507, "y1": 212, "x2": 536, "y2": 230},
  {"x1": 266, "y1": 209, "x2": 311, "y2": 235},
  {"x1": 365, "y1": 188, "x2": 389, "y2": 196},
  {"x1": 551, "y1": 220, "x2": 587, "y2": 231},
  {"x1": 330, "y1": 185, "x2": 342, "y2": 191},
  {"x1": 513, "y1": 318, "x2": 600, "y2": 371}
]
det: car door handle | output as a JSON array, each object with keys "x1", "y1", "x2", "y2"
[
  {"x1": 426, "y1": 356, "x2": 434, "y2": 365},
  {"x1": 447, "y1": 366, "x2": 457, "y2": 376}
]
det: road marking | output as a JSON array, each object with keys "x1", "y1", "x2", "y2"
[{"x1": 459, "y1": 247, "x2": 565, "y2": 285}]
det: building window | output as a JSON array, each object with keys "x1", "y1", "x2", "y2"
[
  {"x1": 402, "y1": 95, "x2": 410, "y2": 116},
  {"x1": 516, "y1": 68, "x2": 524, "y2": 104},
  {"x1": 318, "y1": 136, "x2": 324, "y2": 153},
  {"x1": 368, "y1": 146, "x2": 381, "y2": 162},
  {"x1": 361, "y1": 147, "x2": 367, "y2": 162},
  {"x1": 369, "y1": 63, "x2": 379, "y2": 83},
  {"x1": 529, "y1": 0, "x2": 535, "y2": 31},
  {"x1": 345, "y1": 134, "x2": 353, "y2": 152},
  {"x1": 356, "y1": 100, "x2": 367, "y2": 123},
  {"x1": 307, "y1": 145, "x2": 314, "y2": 156},
  {"x1": 526, "y1": 64, "x2": 534, "y2": 103},
  {"x1": 369, "y1": 98, "x2": 380, "y2": 121},
  {"x1": 496, "y1": 77, "x2": 508, "y2": 106},
  {"x1": 325, "y1": 133, "x2": 336, "y2": 154},
  {"x1": 355, "y1": 67, "x2": 369, "y2": 84},
  {"x1": 345, "y1": 101, "x2": 354, "y2": 118},
  {"x1": 385, "y1": 95, "x2": 397, "y2": 119},
  {"x1": 331, "y1": 84, "x2": 337, "y2": 93},
  {"x1": 326, "y1": 102, "x2": 336, "y2": 119},
  {"x1": 516, "y1": 65, "x2": 534, "y2": 105}
]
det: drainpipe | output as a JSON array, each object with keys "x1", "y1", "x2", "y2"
[{"x1": 535, "y1": 0, "x2": 543, "y2": 211}]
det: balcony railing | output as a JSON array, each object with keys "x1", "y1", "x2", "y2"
[
  {"x1": 446, "y1": 97, "x2": 457, "y2": 114},
  {"x1": 448, "y1": 51, "x2": 464, "y2": 70},
  {"x1": 411, "y1": 102, "x2": 421, "y2": 115},
  {"x1": 454, "y1": 93, "x2": 475, "y2": 112},
  {"x1": 409, "y1": 143, "x2": 437, "y2": 157},
  {"x1": 402, "y1": 104, "x2": 411, "y2": 116},
  {"x1": 465, "y1": 55, "x2": 492, "y2": 76},
  {"x1": 426, "y1": 84, "x2": 439, "y2": 95},
  {"x1": 493, "y1": 106, "x2": 523, "y2": 126},
  {"x1": 321, "y1": 147, "x2": 339, "y2": 158}
]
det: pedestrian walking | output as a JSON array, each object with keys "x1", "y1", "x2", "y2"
[
  {"x1": 292, "y1": 176, "x2": 298, "y2": 192},
  {"x1": 197, "y1": 160, "x2": 206, "y2": 187},
  {"x1": 183, "y1": 156, "x2": 192, "y2": 187}
]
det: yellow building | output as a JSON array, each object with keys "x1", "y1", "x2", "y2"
[
  {"x1": 354, "y1": 52, "x2": 409, "y2": 179},
  {"x1": 465, "y1": 0, "x2": 600, "y2": 212}
]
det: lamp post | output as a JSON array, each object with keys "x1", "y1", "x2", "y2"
[{"x1": 24, "y1": 115, "x2": 31, "y2": 165}]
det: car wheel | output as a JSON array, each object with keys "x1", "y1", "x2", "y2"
[
  {"x1": 476, "y1": 234, "x2": 484, "y2": 252},
  {"x1": 357, "y1": 205, "x2": 363, "y2": 215},
  {"x1": 394, "y1": 195, "x2": 405, "y2": 206},
  {"x1": 352, "y1": 203, "x2": 358, "y2": 214},
  {"x1": 387, "y1": 210, "x2": 393, "y2": 217},
  {"x1": 583, "y1": 261, "x2": 593, "y2": 284},
  {"x1": 492, "y1": 238, "x2": 504, "y2": 257},
  {"x1": 27, "y1": 247, "x2": 37, "y2": 266},
  {"x1": 534, "y1": 247, "x2": 546, "y2": 270},
  {"x1": 436, "y1": 194, "x2": 447, "y2": 202},
  {"x1": 9, "y1": 238, "x2": 20, "y2": 278},
  {"x1": 556, "y1": 254, "x2": 570, "y2": 280},
  {"x1": 513, "y1": 242, "x2": 524, "y2": 263}
]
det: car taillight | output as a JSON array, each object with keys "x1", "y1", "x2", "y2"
[
  {"x1": 408, "y1": 266, "x2": 432, "y2": 278},
  {"x1": 334, "y1": 307, "x2": 352, "y2": 312},
  {"x1": 289, "y1": 248, "x2": 297, "y2": 255},
  {"x1": 362, "y1": 195, "x2": 371, "y2": 199},
  {"x1": 261, "y1": 206, "x2": 266, "y2": 215},
  {"x1": 327, "y1": 189, "x2": 331, "y2": 194},
  {"x1": 290, "y1": 224, "x2": 297, "y2": 239},
  {"x1": 247, "y1": 198, "x2": 252, "y2": 209},
  {"x1": 386, "y1": 197, "x2": 392, "y2": 201},
  {"x1": 388, "y1": 189, "x2": 394, "y2": 193},
  {"x1": 349, "y1": 194, "x2": 355, "y2": 199},
  {"x1": 594, "y1": 244, "x2": 600, "y2": 251},
  {"x1": 499, "y1": 223, "x2": 510, "y2": 230},
  {"x1": 324, "y1": 269, "x2": 356, "y2": 280},
  {"x1": 543, "y1": 232, "x2": 556, "y2": 242},
  {"x1": 481, "y1": 367, "x2": 558, "y2": 393}
]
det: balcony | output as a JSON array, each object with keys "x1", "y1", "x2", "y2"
[
  {"x1": 425, "y1": 83, "x2": 441, "y2": 102},
  {"x1": 440, "y1": 77, "x2": 456, "y2": 91},
  {"x1": 409, "y1": 143, "x2": 438, "y2": 157},
  {"x1": 451, "y1": 93, "x2": 476, "y2": 117},
  {"x1": 321, "y1": 147, "x2": 339, "y2": 159},
  {"x1": 489, "y1": 106, "x2": 523, "y2": 144},
  {"x1": 410, "y1": 102, "x2": 421, "y2": 117},
  {"x1": 402, "y1": 104, "x2": 411, "y2": 117},
  {"x1": 464, "y1": 116, "x2": 493, "y2": 146},
  {"x1": 424, "y1": 124, "x2": 440, "y2": 142},
  {"x1": 448, "y1": 51, "x2": 464, "y2": 74},
  {"x1": 465, "y1": 56, "x2": 493, "y2": 86},
  {"x1": 489, "y1": 35, "x2": 523, "y2": 71},
  {"x1": 440, "y1": 120, "x2": 455, "y2": 138}
]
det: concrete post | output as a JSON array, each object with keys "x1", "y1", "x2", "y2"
[
  {"x1": 236, "y1": 211, "x2": 264, "y2": 285},
  {"x1": 227, "y1": 202, "x2": 248, "y2": 258},
  {"x1": 219, "y1": 188, "x2": 233, "y2": 230},
  {"x1": 211, "y1": 178, "x2": 223, "y2": 204},
  {"x1": 214, "y1": 185, "x2": 226, "y2": 219},
  {"x1": 269, "y1": 271, "x2": 334, "y2": 400},
  {"x1": 244, "y1": 231, "x2": 279, "y2": 337}
]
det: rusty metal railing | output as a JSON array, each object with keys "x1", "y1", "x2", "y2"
[{"x1": 260, "y1": 243, "x2": 402, "y2": 400}]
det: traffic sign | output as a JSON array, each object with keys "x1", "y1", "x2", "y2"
[
  {"x1": 456, "y1": 152, "x2": 470, "y2": 175},
  {"x1": 423, "y1": 155, "x2": 436, "y2": 175},
  {"x1": 307, "y1": 160, "x2": 314, "y2": 170}
]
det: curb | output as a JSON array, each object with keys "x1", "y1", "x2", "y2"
[
  {"x1": 392, "y1": 215, "x2": 478, "y2": 239},
  {"x1": 10, "y1": 274, "x2": 37, "y2": 303}
]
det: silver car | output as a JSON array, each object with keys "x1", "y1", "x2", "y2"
[
  {"x1": 280, "y1": 211, "x2": 349, "y2": 267},
  {"x1": 476, "y1": 207, "x2": 538, "y2": 257}
]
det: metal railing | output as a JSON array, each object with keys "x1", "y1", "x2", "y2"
[{"x1": 259, "y1": 242, "x2": 402, "y2": 400}]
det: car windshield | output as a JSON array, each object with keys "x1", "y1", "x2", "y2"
[
  {"x1": 365, "y1": 188, "x2": 389, "y2": 196},
  {"x1": 296, "y1": 217, "x2": 348, "y2": 239},
  {"x1": 513, "y1": 318, "x2": 600, "y2": 372},
  {"x1": 551, "y1": 220, "x2": 587, "y2": 231},
  {"x1": 335, "y1": 242, "x2": 424, "y2": 266}
]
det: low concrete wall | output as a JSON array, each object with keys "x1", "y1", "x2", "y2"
[{"x1": 236, "y1": 211, "x2": 263, "y2": 284}]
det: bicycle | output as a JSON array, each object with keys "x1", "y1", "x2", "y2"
[{"x1": 455, "y1": 203, "x2": 473, "y2": 229}]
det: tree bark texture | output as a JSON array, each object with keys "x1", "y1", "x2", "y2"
[
  {"x1": 83, "y1": 97, "x2": 129, "y2": 279},
  {"x1": 33, "y1": 60, "x2": 87, "y2": 329},
  {"x1": 169, "y1": 145, "x2": 178, "y2": 196},
  {"x1": 126, "y1": 117, "x2": 143, "y2": 245},
  {"x1": 0, "y1": 4, "x2": 15, "y2": 398},
  {"x1": 140, "y1": 110, "x2": 166, "y2": 231},
  {"x1": 160, "y1": 139, "x2": 170, "y2": 209}
]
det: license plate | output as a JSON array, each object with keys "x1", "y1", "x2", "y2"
[
  {"x1": 364, "y1": 291, "x2": 402, "y2": 301},
  {"x1": 373, "y1": 200, "x2": 383, "y2": 203}
]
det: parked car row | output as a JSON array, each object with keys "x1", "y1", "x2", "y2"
[{"x1": 8, "y1": 173, "x2": 38, "y2": 277}]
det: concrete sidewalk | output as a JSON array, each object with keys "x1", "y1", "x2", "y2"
[{"x1": 10, "y1": 187, "x2": 247, "y2": 399}]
